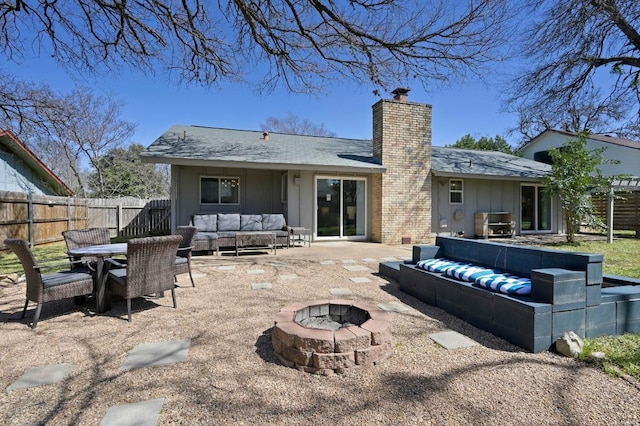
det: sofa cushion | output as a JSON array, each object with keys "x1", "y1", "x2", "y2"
[
  {"x1": 262, "y1": 214, "x2": 286, "y2": 230},
  {"x1": 217, "y1": 213, "x2": 241, "y2": 231},
  {"x1": 195, "y1": 232, "x2": 218, "y2": 241},
  {"x1": 192, "y1": 214, "x2": 217, "y2": 232},
  {"x1": 241, "y1": 214, "x2": 263, "y2": 231},
  {"x1": 416, "y1": 258, "x2": 464, "y2": 273},
  {"x1": 445, "y1": 264, "x2": 499, "y2": 282},
  {"x1": 475, "y1": 273, "x2": 532, "y2": 295}
]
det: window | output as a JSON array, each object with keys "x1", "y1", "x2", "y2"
[
  {"x1": 449, "y1": 179, "x2": 463, "y2": 204},
  {"x1": 200, "y1": 177, "x2": 239, "y2": 204}
]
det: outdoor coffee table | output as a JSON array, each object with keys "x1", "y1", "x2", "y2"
[
  {"x1": 289, "y1": 227, "x2": 311, "y2": 247},
  {"x1": 235, "y1": 232, "x2": 277, "y2": 256},
  {"x1": 67, "y1": 243, "x2": 127, "y2": 313}
]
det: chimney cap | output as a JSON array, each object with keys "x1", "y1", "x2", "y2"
[
  {"x1": 391, "y1": 87, "x2": 410, "y2": 100},
  {"x1": 262, "y1": 131, "x2": 269, "y2": 141}
]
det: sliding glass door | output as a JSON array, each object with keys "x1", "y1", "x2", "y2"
[
  {"x1": 316, "y1": 177, "x2": 366, "y2": 239},
  {"x1": 521, "y1": 184, "x2": 552, "y2": 232}
]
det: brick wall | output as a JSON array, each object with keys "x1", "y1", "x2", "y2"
[{"x1": 371, "y1": 97, "x2": 433, "y2": 244}]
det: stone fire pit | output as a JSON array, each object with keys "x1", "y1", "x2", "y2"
[{"x1": 272, "y1": 299, "x2": 393, "y2": 375}]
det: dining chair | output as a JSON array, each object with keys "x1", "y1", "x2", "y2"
[
  {"x1": 62, "y1": 227, "x2": 112, "y2": 269},
  {"x1": 4, "y1": 239, "x2": 95, "y2": 329},
  {"x1": 175, "y1": 226, "x2": 198, "y2": 287},
  {"x1": 106, "y1": 235, "x2": 182, "y2": 322}
]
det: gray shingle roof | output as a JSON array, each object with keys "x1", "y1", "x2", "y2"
[
  {"x1": 431, "y1": 146, "x2": 551, "y2": 179},
  {"x1": 142, "y1": 125, "x2": 550, "y2": 180},
  {"x1": 141, "y1": 125, "x2": 384, "y2": 173}
]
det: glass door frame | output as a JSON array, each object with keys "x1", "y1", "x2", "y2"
[
  {"x1": 520, "y1": 183, "x2": 553, "y2": 234},
  {"x1": 314, "y1": 175, "x2": 367, "y2": 240}
]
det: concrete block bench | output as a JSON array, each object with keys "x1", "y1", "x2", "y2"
[{"x1": 380, "y1": 236, "x2": 606, "y2": 353}]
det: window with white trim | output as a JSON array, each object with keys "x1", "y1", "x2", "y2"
[
  {"x1": 449, "y1": 179, "x2": 463, "y2": 204},
  {"x1": 200, "y1": 177, "x2": 240, "y2": 204}
]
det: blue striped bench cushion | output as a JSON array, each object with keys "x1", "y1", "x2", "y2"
[
  {"x1": 444, "y1": 264, "x2": 500, "y2": 282},
  {"x1": 416, "y1": 258, "x2": 466, "y2": 273},
  {"x1": 475, "y1": 273, "x2": 532, "y2": 295}
]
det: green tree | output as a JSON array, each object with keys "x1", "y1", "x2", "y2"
[
  {"x1": 543, "y1": 132, "x2": 616, "y2": 243},
  {"x1": 447, "y1": 134, "x2": 514, "y2": 154},
  {"x1": 87, "y1": 144, "x2": 169, "y2": 198}
]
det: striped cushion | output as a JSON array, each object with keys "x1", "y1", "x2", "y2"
[
  {"x1": 475, "y1": 274, "x2": 532, "y2": 295},
  {"x1": 416, "y1": 258, "x2": 464, "y2": 273},
  {"x1": 445, "y1": 264, "x2": 499, "y2": 282}
]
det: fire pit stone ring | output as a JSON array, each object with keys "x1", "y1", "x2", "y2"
[{"x1": 272, "y1": 299, "x2": 393, "y2": 375}]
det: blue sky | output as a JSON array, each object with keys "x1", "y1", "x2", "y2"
[{"x1": 9, "y1": 54, "x2": 519, "y2": 148}]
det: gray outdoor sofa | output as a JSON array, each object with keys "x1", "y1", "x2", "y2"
[
  {"x1": 379, "y1": 236, "x2": 640, "y2": 353},
  {"x1": 190, "y1": 213, "x2": 290, "y2": 253}
]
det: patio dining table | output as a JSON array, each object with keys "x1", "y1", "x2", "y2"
[{"x1": 67, "y1": 243, "x2": 127, "y2": 313}]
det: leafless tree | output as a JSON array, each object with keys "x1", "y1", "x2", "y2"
[
  {"x1": 511, "y1": 88, "x2": 631, "y2": 148},
  {"x1": 5, "y1": 86, "x2": 136, "y2": 196},
  {"x1": 260, "y1": 114, "x2": 336, "y2": 136},
  {"x1": 508, "y1": 0, "x2": 640, "y2": 142},
  {"x1": 0, "y1": 0, "x2": 510, "y2": 97}
]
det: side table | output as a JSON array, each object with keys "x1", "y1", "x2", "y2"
[{"x1": 289, "y1": 227, "x2": 311, "y2": 247}]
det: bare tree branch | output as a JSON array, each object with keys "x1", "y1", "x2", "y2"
[{"x1": 0, "y1": 0, "x2": 511, "y2": 93}]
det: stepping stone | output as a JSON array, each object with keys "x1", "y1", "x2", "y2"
[
  {"x1": 319, "y1": 260, "x2": 335, "y2": 265},
  {"x1": 121, "y1": 339, "x2": 191, "y2": 371},
  {"x1": 252, "y1": 282, "x2": 273, "y2": 290},
  {"x1": 343, "y1": 265, "x2": 371, "y2": 272},
  {"x1": 191, "y1": 273, "x2": 207, "y2": 279},
  {"x1": 362, "y1": 258, "x2": 377, "y2": 263},
  {"x1": 378, "y1": 301, "x2": 410, "y2": 313},
  {"x1": 279, "y1": 274, "x2": 298, "y2": 280},
  {"x1": 381, "y1": 257, "x2": 400, "y2": 262},
  {"x1": 100, "y1": 398, "x2": 164, "y2": 426},
  {"x1": 341, "y1": 259, "x2": 356, "y2": 264},
  {"x1": 247, "y1": 269, "x2": 265, "y2": 275},
  {"x1": 349, "y1": 277, "x2": 372, "y2": 284},
  {"x1": 330, "y1": 288, "x2": 353, "y2": 296},
  {"x1": 268, "y1": 262, "x2": 288, "y2": 267},
  {"x1": 429, "y1": 331, "x2": 478, "y2": 350},
  {"x1": 218, "y1": 265, "x2": 236, "y2": 271},
  {"x1": 6, "y1": 363, "x2": 75, "y2": 391}
]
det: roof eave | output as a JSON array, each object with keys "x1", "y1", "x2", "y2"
[{"x1": 140, "y1": 155, "x2": 386, "y2": 174}]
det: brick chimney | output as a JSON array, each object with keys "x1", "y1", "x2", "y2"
[{"x1": 371, "y1": 88, "x2": 433, "y2": 244}]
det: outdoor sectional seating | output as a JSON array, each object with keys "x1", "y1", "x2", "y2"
[
  {"x1": 190, "y1": 213, "x2": 290, "y2": 253},
  {"x1": 380, "y1": 236, "x2": 614, "y2": 353}
]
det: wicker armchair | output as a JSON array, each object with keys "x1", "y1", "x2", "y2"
[
  {"x1": 106, "y1": 235, "x2": 182, "y2": 322},
  {"x1": 175, "y1": 226, "x2": 198, "y2": 287},
  {"x1": 62, "y1": 228, "x2": 111, "y2": 268},
  {"x1": 4, "y1": 239, "x2": 95, "y2": 329}
]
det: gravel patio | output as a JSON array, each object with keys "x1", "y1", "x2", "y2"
[{"x1": 1, "y1": 241, "x2": 638, "y2": 425}]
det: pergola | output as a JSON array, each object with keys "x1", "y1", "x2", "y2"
[{"x1": 606, "y1": 176, "x2": 640, "y2": 243}]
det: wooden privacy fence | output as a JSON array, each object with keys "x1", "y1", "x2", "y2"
[
  {"x1": 592, "y1": 190, "x2": 640, "y2": 236},
  {"x1": 0, "y1": 191, "x2": 170, "y2": 250}
]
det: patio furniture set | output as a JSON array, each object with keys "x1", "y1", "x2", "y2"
[
  {"x1": 380, "y1": 236, "x2": 640, "y2": 353},
  {"x1": 4, "y1": 225, "x2": 198, "y2": 328},
  {"x1": 190, "y1": 213, "x2": 311, "y2": 255}
]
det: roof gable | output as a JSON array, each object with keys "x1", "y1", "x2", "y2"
[{"x1": 0, "y1": 130, "x2": 73, "y2": 196}]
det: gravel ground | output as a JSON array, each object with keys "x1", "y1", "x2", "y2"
[{"x1": 1, "y1": 242, "x2": 638, "y2": 425}]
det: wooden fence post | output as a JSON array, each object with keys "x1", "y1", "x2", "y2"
[
  {"x1": 27, "y1": 192, "x2": 34, "y2": 248},
  {"x1": 117, "y1": 203, "x2": 123, "y2": 237}
]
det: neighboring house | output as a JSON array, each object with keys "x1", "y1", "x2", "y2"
[
  {"x1": 141, "y1": 90, "x2": 558, "y2": 244},
  {"x1": 518, "y1": 129, "x2": 640, "y2": 178},
  {"x1": 0, "y1": 130, "x2": 73, "y2": 196}
]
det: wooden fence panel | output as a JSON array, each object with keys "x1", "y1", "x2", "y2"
[
  {"x1": 0, "y1": 191, "x2": 171, "y2": 250},
  {"x1": 592, "y1": 191, "x2": 640, "y2": 234}
]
